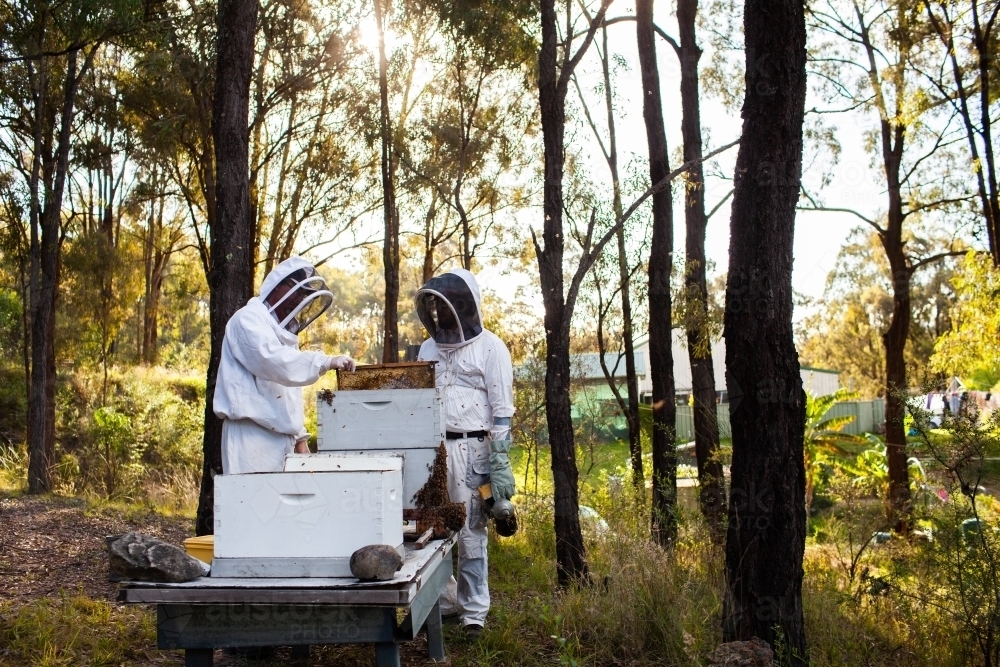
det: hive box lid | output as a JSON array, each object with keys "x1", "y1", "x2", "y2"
[{"x1": 284, "y1": 452, "x2": 403, "y2": 472}]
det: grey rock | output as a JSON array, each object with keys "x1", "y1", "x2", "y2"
[
  {"x1": 350, "y1": 544, "x2": 403, "y2": 580},
  {"x1": 706, "y1": 638, "x2": 775, "y2": 667},
  {"x1": 109, "y1": 532, "x2": 205, "y2": 583}
]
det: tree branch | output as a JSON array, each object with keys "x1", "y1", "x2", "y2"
[{"x1": 798, "y1": 188, "x2": 885, "y2": 234}]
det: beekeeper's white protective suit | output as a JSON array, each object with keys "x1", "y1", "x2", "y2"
[
  {"x1": 214, "y1": 256, "x2": 353, "y2": 475},
  {"x1": 415, "y1": 268, "x2": 514, "y2": 630}
]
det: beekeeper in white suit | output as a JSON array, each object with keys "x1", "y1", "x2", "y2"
[
  {"x1": 415, "y1": 268, "x2": 515, "y2": 639},
  {"x1": 214, "y1": 256, "x2": 355, "y2": 475}
]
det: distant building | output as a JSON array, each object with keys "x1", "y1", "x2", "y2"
[{"x1": 577, "y1": 332, "x2": 840, "y2": 403}]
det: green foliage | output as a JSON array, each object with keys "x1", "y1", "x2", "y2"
[
  {"x1": 804, "y1": 389, "x2": 867, "y2": 510},
  {"x1": 51, "y1": 367, "x2": 204, "y2": 508},
  {"x1": 429, "y1": 0, "x2": 537, "y2": 70},
  {"x1": 838, "y1": 436, "x2": 927, "y2": 523},
  {"x1": 89, "y1": 407, "x2": 144, "y2": 499},
  {"x1": 0, "y1": 364, "x2": 26, "y2": 446},
  {"x1": 0, "y1": 286, "x2": 22, "y2": 357},
  {"x1": 0, "y1": 593, "x2": 158, "y2": 666},
  {"x1": 931, "y1": 251, "x2": 1000, "y2": 389},
  {"x1": 798, "y1": 229, "x2": 959, "y2": 398}
]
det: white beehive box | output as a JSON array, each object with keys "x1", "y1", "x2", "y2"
[
  {"x1": 287, "y1": 449, "x2": 438, "y2": 509},
  {"x1": 212, "y1": 456, "x2": 403, "y2": 578},
  {"x1": 317, "y1": 388, "x2": 444, "y2": 450}
]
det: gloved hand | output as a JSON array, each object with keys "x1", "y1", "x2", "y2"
[
  {"x1": 489, "y1": 438, "x2": 516, "y2": 501},
  {"x1": 322, "y1": 355, "x2": 356, "y2": 373}
]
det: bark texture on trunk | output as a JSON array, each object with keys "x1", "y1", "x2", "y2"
[
  {"x1": 537, "y1": 0, "x2": 608, "y2": 585},
  {"x1": 878, "y1": 120, "x2": 912, "y2": 531},
  {"x1": 636, "y1": 0, "x2": 677, "y2": 547},
  {"x1": 374, "y1": 0, "x2": 400, "y2": 363},
  {"x1": 28, "y1": 49, "x2": 85, "y2": 494},
  {"x1": 196, "y1": 0, "x2": 259, "y2": 536},
  {"x1": 721, "y1": 0, "x2": 808, "y2": 655},
  {"x1": 678, "y1": 0, "x2": 725, "y2": 533}
]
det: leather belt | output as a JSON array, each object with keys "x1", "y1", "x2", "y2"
[{"x1": 446, "y1": 430, "x2": 488, "y2": 440}]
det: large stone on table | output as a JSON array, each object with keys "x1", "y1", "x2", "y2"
[
  {"x1": 109, "y1": 532, "x2": 205, "y2": 583},
  {"x1": 350, "y1": 544, "x2": 403, "y2": 580}
]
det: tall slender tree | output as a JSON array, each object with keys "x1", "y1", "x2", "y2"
[
  {"x1": 721, "y1": 0, "x2": 808, "y2": 655},
  {"x1": 537, "y1": 0, "x2": 613, "y2": 584},
  {"x1": 924, "y1": 0, "x2": 1000, "y2": 265},
  {"x1": 636, "y1": 0, "x2": 678, "y2": 546},
  {"x1": 807, "y1": 0, "x2": 970, "y2": 529},
  {"x1": 0, "y1": 0, "x2": 141, "y2": 492},
  {"x1": 374, "y1": 0, "x2": 400, "y2": 363},
  {"x1": 677, "y1": 0, "x2": 726, "y2": 533},
  {"x1": 573, "y1": 25, "x2": 644, "y2": 489},
  {"x1": 196, "y1": 0, "x2": 259, "y2": 536}
]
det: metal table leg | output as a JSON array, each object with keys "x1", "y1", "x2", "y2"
[
  {"x1": 374, "y1": 642, "x2": 401, "y2": 667},
  {"x1": 426, "y1": 601, "x2": 446, "y2": 662},
  {"x1": 184, "y1": 648, "x2": 213, "y2": 667}
]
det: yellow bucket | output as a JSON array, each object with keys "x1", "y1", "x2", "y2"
[{"x1": 184, "y1": 535, "x2": 214, "y2": 564}]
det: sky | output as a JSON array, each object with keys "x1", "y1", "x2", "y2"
[
  {"x1": 340, "y1": 2, "x2": 896, "y2": 325},
  {"x1": 573, "y1": 1, "x2": 886, "y2": 308}
]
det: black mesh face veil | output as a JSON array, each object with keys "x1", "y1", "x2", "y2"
[{"x1": 415, "y1": 272, "x2": 483, "y2": 345}]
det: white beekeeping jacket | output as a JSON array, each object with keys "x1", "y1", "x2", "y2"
[
  {"x1": 214, "y1": 258, "x2": 329, "y2": 473},
  {"x1": 415, "y1": 269, "x2": 514, "y2": 433}
]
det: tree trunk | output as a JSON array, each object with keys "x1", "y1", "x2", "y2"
[
  {"x1": 537, "y1": 0, "x2": 590, "y2": 586},
  {"x1": 972, "y1": 4, "x2": 1000, "y2": 266},
  {"x1": 601, "y1": 27, "x2": 643, "y2": 490},
  {"x1": 678, "y1": 0, "x2": 725, "y2": 534},
  {"x1": 374, "y1": 0, "x2": 400, "y2": 363},
  {"x1": 879, "y1": 121, "x2": 911, "y2": 532},
  {"x1": 196, "y1": 0, "x2": 259, "y2": 536},
  {"x1": 142, "y1": 193, "x2": 169, "y2": 365},
  {"x1": 721, "y1": 0, "x2": 808, "y2": 655},
  {"x1": 636, "y1": 0, "x2": 677, "y2": 547},
  {"x1": 28, "y1": 49, "x2": 85, "y2": 494}
]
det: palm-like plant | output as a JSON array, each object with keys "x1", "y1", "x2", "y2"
[{"x1": 805, "y1": 389, "x2": 867, "y2": 510}]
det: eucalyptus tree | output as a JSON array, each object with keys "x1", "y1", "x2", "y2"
[
  {"x1": 572, "y1": 23, "x2": 646, "y2": 493},
  {"x1": 924, "y1": 0, "x2": 1000, "y2": 265},
  {"x1": 721, "y1": 0, "x2": 808, "y2": 655},
  {"x1": 374, "y1": 0, "x2": 400, "y2": 362},
  {"x1": 674, "y1": 0, "x2": 727, "y2": 534},
  {"x1": 635, "y1": 0, "x2": 679, "y2": 545},
  {"x1": 0, "y1": 0, "x2": 144, "y2": 492},
  {"x1": 197, "y1": 0, "x2": 260, "y2": 537},
  {"x1": 807, "y1": 0, "x2": 972, "y2": 529},
  {"x1": 398, "y1": 19, "x2": 535, "y2": 280},
  {"x1": 247, "y1": 0, "x2": 373, "y2": 275},
  {"x1": 537, "y1": 0, "x2": 613, "y2": 584}
]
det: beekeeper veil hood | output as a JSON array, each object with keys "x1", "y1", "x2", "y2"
[
  {"x1": 259, "y1": 256, "x2": 333, "y2": 334},
  {"x1": 415, "y1": 268, "x2": 483, "y2": 346}
]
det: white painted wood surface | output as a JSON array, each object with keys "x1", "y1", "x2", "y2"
[
  {"x1": 214, "y1": 466, "x2": 404, "y2": 563},
  {"x1": 287, "y1": 449, "x2": 438, "y2": 509},
  {"x1": 316, "y1": 388, "x2": 444, "y2": 450}
]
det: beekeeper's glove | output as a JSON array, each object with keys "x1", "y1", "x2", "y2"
[
  {"x1": 322, "y1": 355, "x2": 356, "y2": 373},
  {"x1": 489, "y1": 438, "x2": 515, "y2": 501}
]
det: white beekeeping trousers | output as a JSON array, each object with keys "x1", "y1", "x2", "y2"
[{"x1": 438, "y1": 434, "x2": 491, "y2": 627}]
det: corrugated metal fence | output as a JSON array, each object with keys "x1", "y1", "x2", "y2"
[{"x1": 673, "y1": 399, "x2": 884, "y2": 441}]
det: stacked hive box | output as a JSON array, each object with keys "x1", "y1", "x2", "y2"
[
  {"x1": 212, "y1": 455, "x2": 404, "y2": 577},
  {"x1": 316, "y1": 362, "x2": 443, "y2": 510},
  {"x1": 210, "y1": 362, "x2": 438, "y2": 578}
]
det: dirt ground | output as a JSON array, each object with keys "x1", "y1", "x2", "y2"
[{"x1": 0, "y1": 495, "x2": 466, "y2": 666}]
